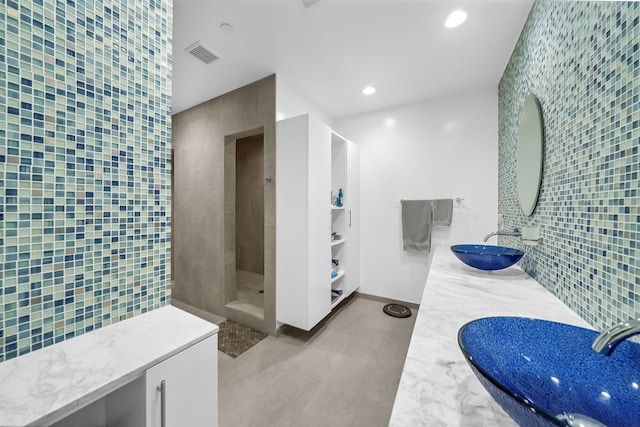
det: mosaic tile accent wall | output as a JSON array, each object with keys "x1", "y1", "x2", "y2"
[
  {"x1": 0, "y1": 0, "x2": 172, "y2": 361},
  {"x1": 499, "y1": 0, "x2": 640, "y2": 330}
]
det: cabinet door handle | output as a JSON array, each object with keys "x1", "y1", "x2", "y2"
[
  {"x1": 158, "y1": 379, "x2": 167, "y2": 427},
  {"x1": 348, "y1": 209, "x2": 352, "y2": 227}
]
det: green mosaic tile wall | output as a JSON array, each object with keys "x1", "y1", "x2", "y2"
[
  {"x1": 499, "y1": 0, "x2": 640, "y2": 330},
  {"x1": 0, "y1": 0, "x2": 172, "y2": 361}
]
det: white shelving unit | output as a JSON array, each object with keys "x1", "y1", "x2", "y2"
[
  {"x1": 331, "y1": 131, "x2": 360, "y2": 305},
  {"x1": 331, "y1": 131, "x2": 348, "y2": 306},
  {"x1": 330, "y1": 293, "x2": 346, "y2": 310},
  {"x1": 330, "y1": 270, "x2": 346, "y2": 283},
  {"x1": 276, "y1": 114, "x2": 360, "y2": 331},
  {"x1": 345, "y1": 137, "x2": 360, "y2": 297}
]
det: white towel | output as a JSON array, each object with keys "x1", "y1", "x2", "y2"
[{"x1": 401, "y1": 200, "x2": 433, "y2": 252}]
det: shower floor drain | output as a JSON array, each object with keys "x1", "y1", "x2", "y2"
[{"x1": 383, "y1": 304, "x2": 412, "y2": 318}]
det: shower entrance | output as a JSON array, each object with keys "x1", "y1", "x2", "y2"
[{"x1": 224, "y1": 130, "x2": 265, "y2": 320}]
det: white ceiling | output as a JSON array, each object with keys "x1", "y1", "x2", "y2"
[{"x1": 172, "y1": 0, "x2": 534, "y2": 119}]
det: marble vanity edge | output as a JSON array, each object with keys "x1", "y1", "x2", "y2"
[
  {"x1": 388, "y1": 247, "x2": 591, "y2": 427},
  {"x1": 33, "y1": 369, "x2": 147, "y2": 427},
  {"x1": 0, "y1": 305, "x2": 219, "y2": 427}
]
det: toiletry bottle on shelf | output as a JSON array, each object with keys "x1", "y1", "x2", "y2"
[{"x1": 336, "y1": 188, "x2": 343, "y2": 207}]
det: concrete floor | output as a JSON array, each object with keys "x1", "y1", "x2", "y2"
[{"x1": 217, "y1": 296, "x2": 417, "y2": 427}]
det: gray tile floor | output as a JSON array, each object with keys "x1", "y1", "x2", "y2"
[{"x1": 216, "y1": 296, "x2": 417, "y2": 427}]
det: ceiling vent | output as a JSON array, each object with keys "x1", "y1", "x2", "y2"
[{"x1": 184, "y1": 41, "x2": 220, "y2": 64}]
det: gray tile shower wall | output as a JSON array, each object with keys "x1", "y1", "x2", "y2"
[
  {"x1": 499, "y1": 0, "x2": 640, "y2": 330},
  {"x1": 0, "y1": 0, "x2": 173, "y2": 361},
  {"x1": 171, "y1": 75, "x2": 277, "y2": 336}
]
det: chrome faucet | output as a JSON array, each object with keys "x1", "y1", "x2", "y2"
[
  {"x1": 592, "y1": 318, "x2": 640, "y2": 356},
  {"x1": 483, "y1": 228, "x2": 521, "y2": 243}
]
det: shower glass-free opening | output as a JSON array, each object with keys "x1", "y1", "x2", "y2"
[{"x1": 224, "y1": 129, "x2": 265, "y2": 319}]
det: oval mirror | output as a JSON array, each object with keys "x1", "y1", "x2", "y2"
[{"x1": 516, "y1": 94, "x2": 544, "y2": 216}]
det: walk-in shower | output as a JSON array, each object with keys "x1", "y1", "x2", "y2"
[{"x1": 225, "y1": 131, "x2": 265, "y2": 318}]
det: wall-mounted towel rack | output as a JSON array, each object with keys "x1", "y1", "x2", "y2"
[{"x1": 399, "y1": 197, "x2": 464, "y2": 203}]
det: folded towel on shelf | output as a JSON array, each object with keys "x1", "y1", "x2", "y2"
[
  {"x1": 401, "y1": 199, "x2": 433, "y2": 252},
  {"x1": 431, "y1": 199, "x2": 453, "y2": 226}
]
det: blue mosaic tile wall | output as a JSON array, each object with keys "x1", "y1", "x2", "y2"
[
  {"x1": 499, "y1": 0, "x2": 640, "y2": 331},
  {"x1": 0, "y1": 0, "x2": 172, "y2": 361}
]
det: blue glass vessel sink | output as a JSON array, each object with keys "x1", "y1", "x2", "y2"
[
  {"x1": 450, "y1": 244, "x2": 524, "y2": 270},
  {"x1": 458, "y1": 317, "x2": 640, "y2": 427}
]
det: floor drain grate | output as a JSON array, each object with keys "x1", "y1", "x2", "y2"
[{"x1": 383, "y1": 304, "x2": 412, "y2": 318}]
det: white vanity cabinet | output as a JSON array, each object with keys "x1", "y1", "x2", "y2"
[
  {"x1": 146, "y1": 335, "x2": 218, "y2": 427},
  {"x1": 0, "y1": 306, "x2": 218, "y2": 427},
  {"x1": 52, "y1": 336, "x2": 218, "y2": 427},
  {"x1": 276, "y1": 114, "x2": 360, "y2": 331}
]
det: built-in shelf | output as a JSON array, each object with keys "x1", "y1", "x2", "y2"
[
  {"x1": 330, "y1": 294, "x2": 346, "y2": 310},
  {"x1": 331, "y1": 205, "x2": 345, "y2": 210},
  {"x1": 331, "y1": 239, "x2": 346, "y2": 246},
  {"x1": 331, "y1": 270, "x2": 345, "y2": 283},
  {"x1": 331, "y1": 293, "x2": 340, "y2": 304}
]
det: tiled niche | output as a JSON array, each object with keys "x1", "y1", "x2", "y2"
[
  {"x1": 0, "y1": 0, "x2": 173, "y2": 361},
  {"x1": 499, "y1": 0, "x2": 640, "y2": 330}
]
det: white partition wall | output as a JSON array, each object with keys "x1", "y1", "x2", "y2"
[{"x1": 276, "y1": 115, "x2": 331, "y2": 330}]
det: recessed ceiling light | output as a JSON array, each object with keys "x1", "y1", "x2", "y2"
[
  {"x1": 220, "y1": 23, "x2": 234, "y2": 33},
  {"x1": 362, "y1": 86, "x2": 376, "y2": 95},
  {"x1": 445, "y1": 9, "x2": 467, "y2": 28}
]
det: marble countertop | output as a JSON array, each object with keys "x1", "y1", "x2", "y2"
[
  {"x1": 0, "y1": 305, "x2": 218, "y2": 427},
  {"x1": 389, "y1": 249, "x2": 592, "y2": 427}
]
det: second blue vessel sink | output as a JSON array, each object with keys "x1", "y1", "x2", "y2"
[
  {"x1": 458, "y1": 317, "x2": 640, "y2": 427},
  {"x1": 450, "y1": 244, "x2": 524, "y2": 270}
]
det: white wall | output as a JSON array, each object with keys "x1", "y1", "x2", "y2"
[
  {"x1": 334, "y1": 89, "x2": 499, "y2": 304},
  {"x1": 276, "y1": 75, "x2": 333, "y2": 127}
]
